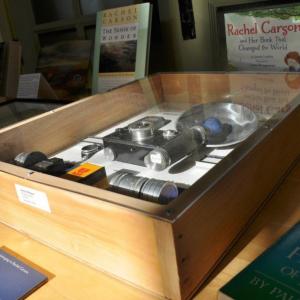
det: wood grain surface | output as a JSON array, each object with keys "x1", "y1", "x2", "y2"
[
  {"x1": 195, "y1": 159, "x2": 300, "y2": 300},
  {"x1": 0, "y1": 157, "x2": 299, "y2": 300},
  {"x1": 0, "y1": 73, "x2": 299, "y2": 299},
  {"x1": 0, "y1": 170, "x2": 167, "y2": 297}
]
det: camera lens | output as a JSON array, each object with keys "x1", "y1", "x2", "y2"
[
  {"x1": 109, "y1": 171, "x2": 147, "y2": 197},
  {"x1": 81, "y1": 144, "x2": 102, "y2": 160},
  {"x1": 109, "y1": 171, "x2": 178, "y2": 204},
  {"x1": 144, "y1": 148, "x2": 171, "y2": 171},
  {"x1": 117, "y1": 173, "x2": 147, "y2": 197},
  {"x1": 140, "y1": 179, "x2": 178, "y2": 204}
]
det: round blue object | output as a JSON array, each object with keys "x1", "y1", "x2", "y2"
[{"x1": 202, "y1": 117, "x2": 223, "y2": 135}]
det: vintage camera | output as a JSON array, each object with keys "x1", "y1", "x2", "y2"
[
  {"x1": 102, "y1": 116, "x2": 201, "y2": 171},
  {"x1": 14, "y1": 151, "x2": 69, "y2": 175}
]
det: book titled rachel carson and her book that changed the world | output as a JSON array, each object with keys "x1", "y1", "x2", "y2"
[
  {"x1": 219, "y1": 222, "x2": 300, "y2": 300},
  {"x1": 225, "y1": 5, "x2": 300, "y2": 71},
  {"x1": 0, "y1": 248, "x2": 48, "y2": 299},
  {"x1": 92, "y1": 3, "x2": 152, "y2": 94}
]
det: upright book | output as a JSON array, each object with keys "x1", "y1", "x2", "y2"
[
  {"x1": 92, "y1": 3, "x2": 152, "y2": 94},
  {"x1": 219, "y1": 222, "x2": 300, "y2": 300},
  {"x1": 224, "y1": 5, "x2": 300, "y2": 71},
  {"x1": 37, "y1": 40, "x2": 91, "y2": 101},
  {"x1": 0, "y1": 248, "x2": 48, "y2": 299},
  {"x1": 0, "y1": 41, "x2": 21, "y2": 100}
]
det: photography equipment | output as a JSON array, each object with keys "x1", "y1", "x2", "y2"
[
  {"x1": 102, "y1": 116, "x2": 198, "y2": 171},
  {"x1": 177, "y1": 102, "x2": 258, "y2": 147},
  {"x1": 81, "y1": 144, "x2": 102, "y2": 160},
  {"x1": 14, "y1": 151, "x2": 47, "y2": 168},
  {"x1": 109, "y1": 171, "x2": 178, "y2": 204},
  {"x1": 32, "y1": 157, "x2": 67, "y2": 175},
  {"x1": 62, "y1": 162, "x2": 109, "y2": 188},
  {"x1": 14, "y1": 151, "x2": 70, "y2": 175},
  {"x1": 101, "y1": 110, "x2": 236, "y2": 171}
]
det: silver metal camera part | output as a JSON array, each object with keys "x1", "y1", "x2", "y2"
[
  {"x1": 128, "y1": 120, "x2": 154, "y2": 141},
  {"x1": 162, "y1": 129, "x2": 178, "y2": 139},
  {"x1": 144, "y1": 148, "x2": 171, "y2": 171},
  {"x1": 140, "y1": 178, "x2": 178, "y2": 204},
  {"x1": 81, "y1": 144, "x2": 102, "y2": 160},
  {"x1": 109, "y1": 171, "x2": 148, "y2": 198},
  {"x1": 109, "y1": 171, "x2": 178, "y2": 204},
  {"x1": 103, "y1": 147, "x2": 116, "y2": 161},
  {"x1": 191, "y1": 125, "x2": 207, "y2": 144}
]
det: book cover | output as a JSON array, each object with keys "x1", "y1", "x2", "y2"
[
  {"x1": 225, "y1": 5, "x2": 300, "y2": 71},
  {"x1": 219, "y1": 222, "x2": 300, "y2": 300},
  {"x1": 92, "y1": 3, "x2": 152, "y2": 94},
  {"x1": 0, "y1": 42, "x2": 6, "y2": 96},
  {"x1": 37, "y1": 40, "x2": 91, "y2": 100},
  {"x1": 0, "y1": 41, "x2": 21, "y2": 99},
  {"x1": 0, "y1": 248, "x2": 48, "y2": 299}
]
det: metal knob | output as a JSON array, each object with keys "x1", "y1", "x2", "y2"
[
  {"x1": 103, "y1": 147, "x2": 116, "y2": 161},
  {"x1": 144, "y1": 148, "x2": 171, "y2": 171},
  {"x1": 128, "y1": 121, "x2": 154, "y2": 141}
]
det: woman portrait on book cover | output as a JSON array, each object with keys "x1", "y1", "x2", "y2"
[{"x1": 284, "y1": 51, "x2": 300, "y2": 72}]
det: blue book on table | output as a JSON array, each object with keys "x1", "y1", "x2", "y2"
[{"x1": 0, "y1": 248, "x2": 48, "y2": 300}]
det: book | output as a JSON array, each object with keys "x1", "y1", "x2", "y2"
[
  {"x1": 224, "y1": 5, "x2": 300, "y2": 71},
  {"x1": 17, "y1": 73, "x2": 58, "y2": 100},
  {"x1": 219, "y1": 222, "x2": 300, "y2": 300},
  {"x1": 0, "y1": 248, "x2": 48, "y2": 299},
  {"x1": 0, "y1": 41, "x2": 21, "y2": 99},
  {"x1": 0, "y1": 42, "x2": 6, "y2": 96},
  {"x1": 37, "y1": 40, "x2": 91, "y2": 101},
  {"x1": 92, "y1": 3, "x2": 152, "y2": 94}
]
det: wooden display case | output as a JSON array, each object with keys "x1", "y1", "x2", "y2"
[
  {"x1": 0, "y1": 98, "x2": 64, "y2": 130},
  {"x1": 0, "y1": 73, "x2": 299, "y2": 300}
]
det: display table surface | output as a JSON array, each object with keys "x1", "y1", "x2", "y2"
[{"x1": 1, "y1": 158, "x2": 299, "y2": 300}]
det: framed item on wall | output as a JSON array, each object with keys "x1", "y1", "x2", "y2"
[{"x1": 209, "y1": 0, "x2": 300, "y2": 70}]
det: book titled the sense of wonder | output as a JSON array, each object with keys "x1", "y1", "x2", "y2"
[
  {"x1": 0, "y1": 248, "x2": 48, "y2": 299},
  {"x1": 92, "y1": 3, "x2": 152, "y2": 94},
  {"x1": 219, "y1": 222, "x2": 300, "y2": 300}
]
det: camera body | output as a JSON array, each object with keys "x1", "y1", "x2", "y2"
[{"x1": 102, "y1": 116, "x2": 197, "y2": 170}]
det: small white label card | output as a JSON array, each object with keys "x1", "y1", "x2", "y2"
[
  {"x1": 17, "y1": 73, "x2": 41, "y2": 99},
  {"x1": 15, "y1": 184, "x2": 51, "y2": 213}
]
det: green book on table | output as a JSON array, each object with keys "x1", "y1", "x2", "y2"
[
  {"x1": 219, "y1": 222, "x2": 300, "y2": 300},
  {"x1": 92, "y1": 3, "x2": 152, "y2": 94}
]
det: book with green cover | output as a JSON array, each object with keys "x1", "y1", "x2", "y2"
[
  {"x1": 219, "y1": 222, "x2": 300, "y2": 300},
  {"x1": 92, "y1": 3, "x2": 152, "y2": 94}
]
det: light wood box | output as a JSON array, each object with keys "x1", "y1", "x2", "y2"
[{"x1": 0, "y1": 73, "x2": 299, "y2": 300}]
